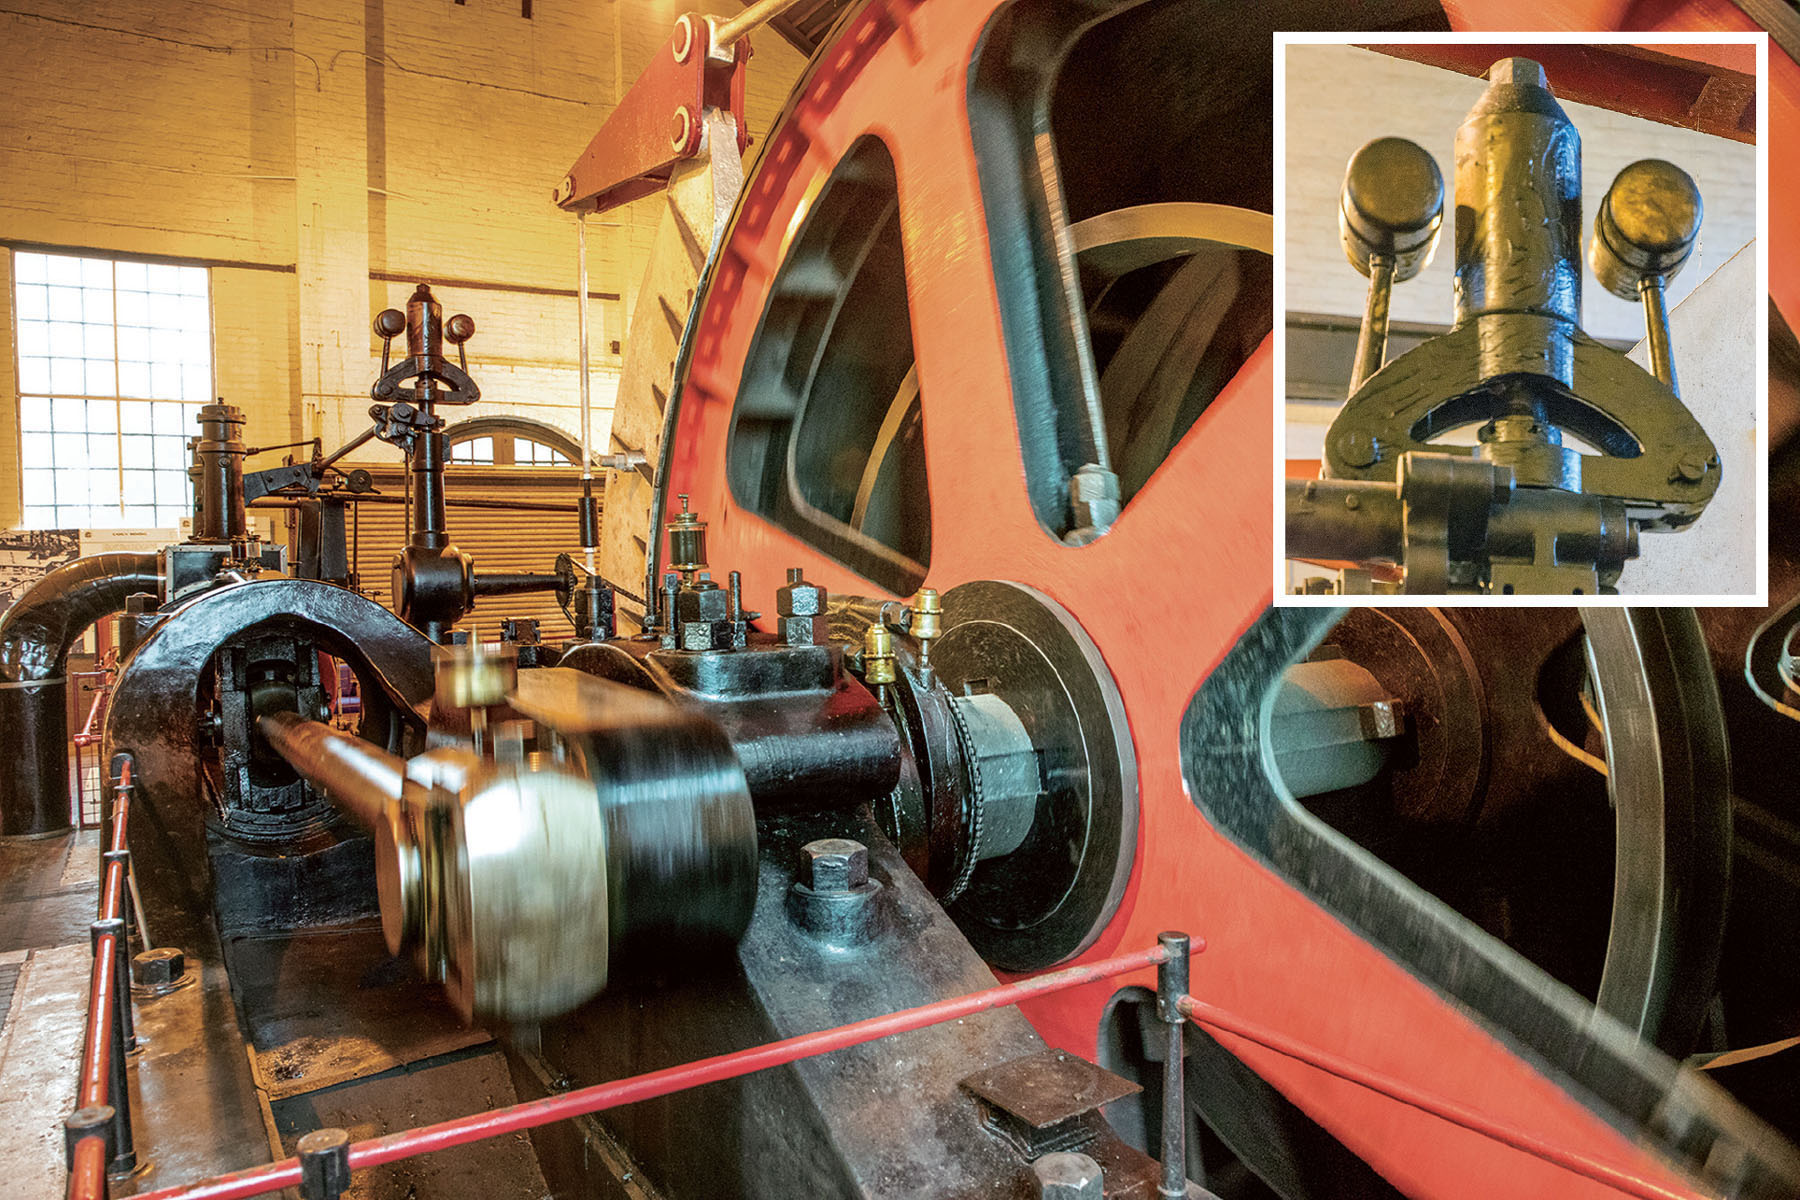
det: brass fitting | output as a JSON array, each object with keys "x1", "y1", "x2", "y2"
[
  {"x1": 667, "y1": 493, "x2": 707, "y2": 583},
  {"x1": 863, "y1": 623, "x2": 897, "y2": 687},
  {"x1": 910, "y1": 587, "x2": 941, "y2": 668}
]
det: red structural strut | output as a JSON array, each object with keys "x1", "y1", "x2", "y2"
[
  {"x1": 1178, "y1": 995, "x2": 1697, "y2": 1200},
  {"x1": 132, "y1": 942, "x2": 1185, "y2": 1200}
]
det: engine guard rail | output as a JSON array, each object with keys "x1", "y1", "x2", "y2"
[
  {"x1": 127, "y1": 943, "x2": 1183, "y2": 1200},
  {"x1": 71, "y1": 669, "x2": 114, "y2": 830},
  {"x1": 66, "y1": 758, "x2": 136, "y2": 1200},
  {"x1": 92, "y1": 930, "x2": 1699, "y2": 1200}
]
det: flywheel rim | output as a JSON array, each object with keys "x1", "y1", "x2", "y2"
[{"x1": 1584, "y1": 606, "x2": 1732, "y2": 1052}]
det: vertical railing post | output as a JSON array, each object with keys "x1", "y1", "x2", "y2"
[
  {"x1": 1156, "y1": 931, "x2": 1191, "y2": 1200},
  {"x1": 109, "y1": 876, "x2": 137, "y2": 1054},
  {"x1": 72, "y1": 735, "x2": 84, "y2": 830},
  {"x1": 89, "y1": 918, "x2": 135, "y2": 1178}
]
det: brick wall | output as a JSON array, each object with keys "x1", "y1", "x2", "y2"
[{"x1": 0, "y1": 0, "x2": 807, "y2": 526}]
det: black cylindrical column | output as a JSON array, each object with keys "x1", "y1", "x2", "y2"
[
  {"x1": 0, "y1": 678, "x2": 70, "y2": 836},
  {"x1": 194, "y1": 402, "x2": 247, "y2": 542},
  {"x1": 0, "y1": 552, "x2": 161, "y2": 837},
  {"x1": 578, "y1": 480, "x2": 599, "y2": 550},
  {"x1": 409, "y1": 430, "x2": 449, "y2": 551}
]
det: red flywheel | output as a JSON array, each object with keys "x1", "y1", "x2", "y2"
[{"x1": 649, "y1": 1, "x2": 1800, "y2": 1196}]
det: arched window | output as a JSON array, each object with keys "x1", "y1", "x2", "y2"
[{"x1": 444, "y1": 417, "x2": 584, "y2": 467}]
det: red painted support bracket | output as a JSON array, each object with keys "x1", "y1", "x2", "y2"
[
  {"x1": 1362, "y1": 41, "x2": 1758, "y2": 143},
  {"x1": 554, "y1": 14, "x2": 752, "y2": 216}
]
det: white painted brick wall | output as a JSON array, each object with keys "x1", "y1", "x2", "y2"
[{"x1": 0, "y1": 0, "x2": 806, "y2": 522}]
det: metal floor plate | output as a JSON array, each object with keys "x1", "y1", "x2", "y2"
[
  {"x1": 228, "y1": 924, "x2": 489, "y2": 1100},
  {"x1": 271, "y1": 1044, "x2": 548, "y2": 1200}
]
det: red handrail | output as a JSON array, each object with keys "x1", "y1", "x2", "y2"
[
  {"x1": 79, "y1": 865, "x2": 1712, "y2": 1200},
  {"x1": 66, "y1": 762, "x2": 133, "y2": 1200},
  {"x1": 74, "y1": 678, "x2": 112, "y2": 747},
  {"x1": 131, "y1": 941, "x2": 1186, "y2": 1200}
]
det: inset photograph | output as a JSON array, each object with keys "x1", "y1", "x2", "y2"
[{"x1": 1278, "y1": 37, "x2": 1765, "y2": 600}]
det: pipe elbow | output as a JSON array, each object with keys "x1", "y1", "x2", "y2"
[{"x1": 0, "y1": 552, "x2": 161, "y2": 682}]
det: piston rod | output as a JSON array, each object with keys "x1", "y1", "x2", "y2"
[{"x1": 257, "y1": 711, "x2": 404, "y2": 828}]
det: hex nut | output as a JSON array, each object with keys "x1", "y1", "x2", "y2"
[
  {"x1": 1068, "y1": 464, "x2": 1122, "y2": 534},
  {"x1": 799, "y1": 838, "x2": 868, "y2": 893},
  {"x1": 780, "y1": 613, "x2": 824, "y2": 647},
  {"x1": 1068, "y1": 465, "x2": 1120, "y2": 506},
  {"x1": 777, "y1": 573, "x2": 826, "y2": 617},
  {"x1": 675, "y1": 583, "x2": 729, "y2": 624},
  {"x1": 681, "y1": 621, "x2": 727, "y2": 651},
  {"x1": 133, "y1": 947, "x2": 186, "y2": 991}
]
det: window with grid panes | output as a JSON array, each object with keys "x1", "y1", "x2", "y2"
[
  {"x1": 444, "y1": 433, "x2": 569, "y2": 466},
  {"x1": 513, "y1": 437, "x2": 569, "y2": 464},
  {"x1": 12, "y1": 251, "x2": 211, "y2": 529},
  {"x1": 449, "y1": 436, "x2": 494, "y2": 464}
]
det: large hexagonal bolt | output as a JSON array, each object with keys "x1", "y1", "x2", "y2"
[
  {"x1": 791, "y1": 838, "x2": 881, "y2": 946},
  {"x1": 798, "y1": 838, "x2": 868, "y2": 894},
  {"x1": 777, "y1": 567, "x2": 827, "y2": 646},
  {"x1": 676, "y1": 578, "x2": 732, "y2": 650},
  {"x1": 1033, "y1": 1152, "x2": 1104, "y2": 1198},
  {"x1": 132, "y1": 947, "x2": 187, "y2": 994}
]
